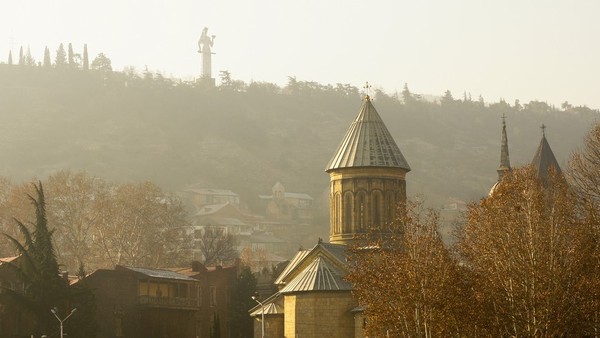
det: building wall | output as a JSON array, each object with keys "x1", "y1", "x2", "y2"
[
  {"x1": 328, "y1": 167, "x2": 407, "y2": 245},
  {"x1": 254, "y1": 315, "x2": 284, "y2": 338},
  {"x1": 354, "y1": 312, "x2": 365, "y2": 338},
  {"x1": 284, "y1": 291, "x2": 356, "y2": 338}
]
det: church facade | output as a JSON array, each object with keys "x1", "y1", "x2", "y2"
[{"x1": 250, "y1": 94, "x2": 410, "y2": 338}]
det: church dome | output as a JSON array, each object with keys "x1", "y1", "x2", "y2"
[{"x1": 326, "y1": 96, "x2": 410, "y2": 172}]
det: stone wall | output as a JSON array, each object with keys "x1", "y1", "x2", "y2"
[{"x1": 284, "y1": 291, "x2": 355, "y2": 338}]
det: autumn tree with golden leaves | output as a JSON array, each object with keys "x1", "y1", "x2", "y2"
[
  {"x1": 458, "y1": 166, "x2": 594, "y2": 336},
  {"x1": 569, "y1": 122, "x2": 600, "y2": 334},
  {"x1": 347, "y1": 202, "x2": 473, "y2": 337}
]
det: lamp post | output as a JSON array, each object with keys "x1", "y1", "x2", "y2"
[
  {"x1": 251, "y1": 295, "x2": 265, "y2": 338},
  {"x1": 51, "y1": 307, "x2": 77, "y2": 338}
]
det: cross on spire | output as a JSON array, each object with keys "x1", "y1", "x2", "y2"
[
  {"x1": 541, "y1": 124, "x2": 546, "y2": 137},
  {"x1": 363, "y1": 81, "x2": 372, "y2": 100}
]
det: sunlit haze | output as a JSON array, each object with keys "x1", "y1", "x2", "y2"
[{"x1": 2, "y1": 0, "x2": 599, "y2": 107}]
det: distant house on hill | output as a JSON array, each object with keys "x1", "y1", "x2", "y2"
[
  {"x1": 259, "y1": 182, "x2": 313, "y2": 222},
  {"x1": 185, "y1": 187, "x2": 241, "y2": 210},
  {"x1": 191, "y1": 202, "x2": 256, "y2": 236}
]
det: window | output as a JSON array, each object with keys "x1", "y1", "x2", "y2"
[
  {"x1": 344, "y1": 193, "x2": 353, "y2": 231},
  {"x1": 210, "y1": 286, "x2": 217, "y2": 307},
  {"x1": 373, "y1": 192, "x2": 381, "y2": 226}
]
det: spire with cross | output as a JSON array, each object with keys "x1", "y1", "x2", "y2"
[
  {"x1": 363, "y1": 81, "x2": 372, "y2": 100},
  {"x1": 541, "y1": 124, "x2": 546, "y2": 137}
]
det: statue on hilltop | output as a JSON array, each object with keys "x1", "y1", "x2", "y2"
[{"x1": 198, "y1": 27, "x2": 216, "y2": 82}]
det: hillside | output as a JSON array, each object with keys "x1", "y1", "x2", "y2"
[{"x1": 0, "y1": 65, "x2": 597, "y2": 214}]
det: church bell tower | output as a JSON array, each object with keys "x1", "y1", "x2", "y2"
[{"x1": 326, "y1": 93, "x2": 410, "y2": 245}]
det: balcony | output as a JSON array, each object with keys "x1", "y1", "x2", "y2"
[{"x1": 138, "y1": 295, "x2": 199, "y2": 309}]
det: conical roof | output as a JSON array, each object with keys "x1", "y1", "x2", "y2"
[
  {"x1": 531, "y1": 128, "x2": 560, "y2": 179},
  {"x1": 326, "y1": 96, "x2": 410, "y2": 172}
]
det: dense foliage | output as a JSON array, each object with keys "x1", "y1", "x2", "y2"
[
  {"x1": 0, "y1": 61, "x2": 597, "y2": 211},
  {"x1": 0, "y1": 170, "x2": 190, "y2": 272},
  {"x1": 350, "y1": 165, "x2": 600, "y2": 337}
]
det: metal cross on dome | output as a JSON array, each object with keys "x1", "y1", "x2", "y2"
[{"x1": 364, "y1": 81, "x2": 372, "y2": 98}]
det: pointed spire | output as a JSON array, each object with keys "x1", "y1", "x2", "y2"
[
  {"x1": 497, "y1": 114, "x2": 511, "y2": 181},
  {"x1": 326, "y1": 95, "x2": 410, "y2": 171},
  {"x1": 531, "y1": 124, "x2": 560, "y2": 179}
]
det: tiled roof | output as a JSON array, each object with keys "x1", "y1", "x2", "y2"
[
  {"x1": 326, "y1": 97, "x2": 410, "y2": 171},
  {"x1": 280, "y1": 255, "x2": 352, "y2": 293}
]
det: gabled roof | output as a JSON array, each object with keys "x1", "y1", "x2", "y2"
[
  {"x1": 531, "y1": 131, "x2": 561, "y2": 179},
  {"x1": 326, "y1": 96, "x2": 410, "y2": 172},
  {"x1": 274, "y1": 250, "x2": 311, "y2": 285},
  {"x1": 280, "y1": 255, "x2": 352, "y2": 293},
  {"x1": 274, "y1": 241, "x2": 348, "y2": 289}
]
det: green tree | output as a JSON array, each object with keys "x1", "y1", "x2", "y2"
[
  {"x1": 401, "y1": 83, "x2": 415, "y2": 104},
  {"x1": 230, "y1": 265, "x2": 257, "y2": 337},
  {"x1": 0, "y1": 182, "x2": 67, "y2": 335},
  {"x1": 83, "y1": 44, "x2": 89, "y2": 70},
  {"x1": 18, "y1": 46, "x2": 24, "y2": 65},
  {"x1": 43, "y1": 46, "x2": 51, "y2": 68},
  {"x1": 25, "y1": 47, "x2": 36, "y2": 66},
  {"x1": 68, "y1": 43, "x2": 74, "y2": 67},
  {"x1": 55, "y1": 43, "x2": 67, "y2": 67},
  {"x1": 441, "y1": 89, "x2": 454, "y2": 106},
  {"x1": 91, "y1": 52, "x2": 112, "y2": 71}
]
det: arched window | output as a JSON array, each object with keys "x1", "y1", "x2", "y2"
[
  {"x1": 387, "y1": 191, "x2": 395, "y2": 223},
  {"x1": 356, "y1": 192, "x2": 366, "y2": 230},
  {"x1": 344, "y1": 193, "x2": 353, "y2": 232},
  {"x1": 373, "y1": 192, "x2": 381, "y2": 226},
  {"x1": 335, "y1": 193, "x2": 341, "y2": 233}
]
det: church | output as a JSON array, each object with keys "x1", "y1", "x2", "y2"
[
  {"x1": 249, "y1": 93, "x2": 410, "y2": 338},
  {"x1": 249, "y1": 92, "x2": 562, "y2": 338}
]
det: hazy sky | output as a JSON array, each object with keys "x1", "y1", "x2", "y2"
[{"x1": 2, "y1": 0, "x2": 599, "y2": 108}]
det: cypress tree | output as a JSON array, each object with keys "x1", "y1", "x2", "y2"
[
  {"x1": 55, "y1": 43, "x2": 67, "y2": 68},
  {"x1": 43, "y1": 47, "x2": 51, "y2": 68},
  {"x1": 83, "y1": 44, "x2": 89, "y2": 70},
  {"x1": 0, "y1": 182, "x2": 66, "y2": 335},
  {"x1": 68, "y1": 43, "x2": 74, "y2": 67},
  {"x1": 8, "y1": 50, "x2": 12, "y2": 65},
  {"x1": 25, "y1": 47, "x2": 36, "y2": 66},
  {"x1": 18, "y1": 46, "x2": 24, "y2": 65}
]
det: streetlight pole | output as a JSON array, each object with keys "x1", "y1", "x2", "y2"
[
  {"x1": 51, "y1": 307, "x2": 77, "y2": 338},
  {"x1": 251, "y1": 296, "x2": 265, "y2": 338}
]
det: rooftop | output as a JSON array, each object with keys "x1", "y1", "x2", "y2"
[{"x1": 326, "y1": 96, "x2": 410, "y2": 172}]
